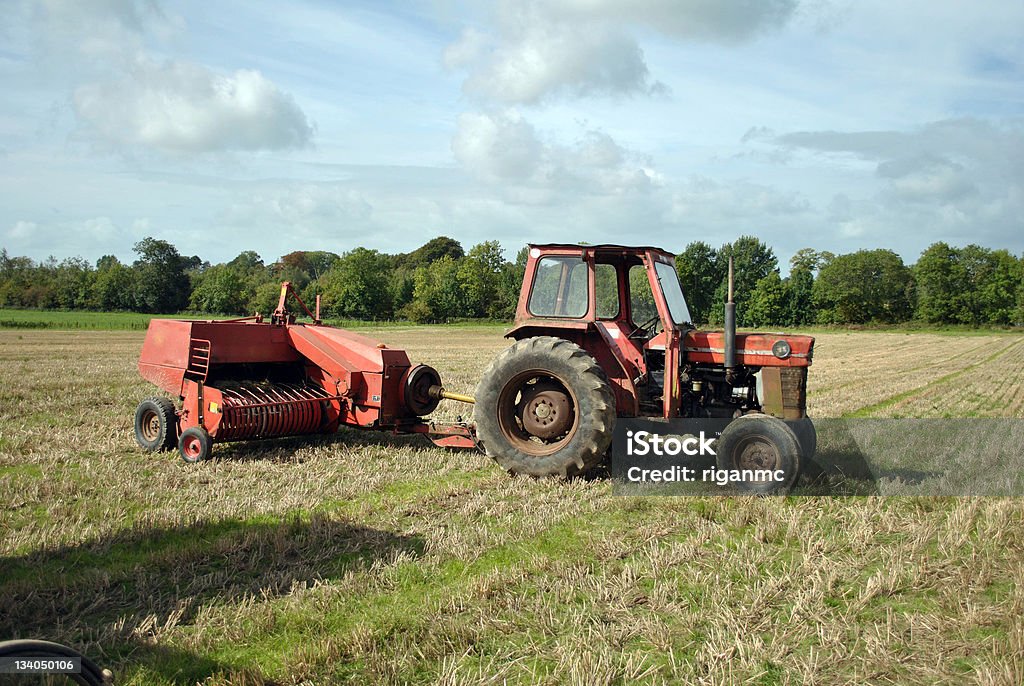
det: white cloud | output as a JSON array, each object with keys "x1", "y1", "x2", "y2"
[
  {"x1": 548, "y1": 0, "x2": 798, "y2": 42},
  {"x1": 28, "y1": 0, "x2": 178, "y2": 64},
  {"x1": 444, "y1": 0, "x2": 797, "y2": 105},
  {"x1": 73, "y1": 59, "x2": 313, "y2": 154},
  {"x1": 772, "y1": 118, "x2": 1024, "y2": 247},
  {"x1": 452, "y1": 111, "x2": 656, "y2": 198},
  {"x1": 667, "y1": 176, "x2": 810, "y2": 223},
  {"x1": 4, "y1": 216, "x2": 132, "y2": 258},
  {"x1": 18, "y1": 1, "x2": 314, "y2": 155},
  {"x1": 451, "y1": 111, "x2": 543, "y2": 181},
  {"x1": 450, "y1": 20, "x2": 656, "y2": 104},
  {"x1": 7, "y1": 220, "x2": 38, "y2": 240},
  {"x1": 224, "y1": 184, "x2": 372, "y2": 232},
  {"x1": 878, "y1": 156, "x2": 977, "y2": 203}
]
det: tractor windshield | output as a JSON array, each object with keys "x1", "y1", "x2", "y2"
[{"x1": 654, "y1": 261, "x2": 693, "y2": 325}]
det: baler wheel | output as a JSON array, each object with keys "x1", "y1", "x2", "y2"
[
  {"x1": 134, "y1": 397, "x2": 177, "y2": 452},
  {"x1": 716, "y1": 414, "x2": 801, "y2": 495},
  {"x1": 178, "y1": 426, "x2": 213, "y2": 464},
  {"x1": 474, "y1": 336, "x2": 615, "y2": 478}
]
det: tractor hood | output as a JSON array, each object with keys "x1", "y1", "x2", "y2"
[{"x1": 683, "y1": 330, "x2": 814, "y2": 367}]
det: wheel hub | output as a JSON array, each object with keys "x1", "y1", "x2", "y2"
[
  {"x1": 736, "y1": 438, "x2": 779, "y2": 471},
  {"x1": 142, "y1": 411, "x2": 160, "y2": 441},
  {"x1": 520, "y1": 386, "x2": 572, "y2": 440}
]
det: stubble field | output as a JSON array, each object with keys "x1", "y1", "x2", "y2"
[{"x1": 1, "y1": 326, "x2": 1022, "y2": 685}]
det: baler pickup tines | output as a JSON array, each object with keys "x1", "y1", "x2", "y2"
[{"x1": 216, "y1": 382, "x2": 335, "y2": 441}]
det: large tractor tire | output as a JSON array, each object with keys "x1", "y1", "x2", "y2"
[
  {"x1": 474, "y1": 336, "x2": 615, "y2": 478},
  {"x1": 717, "y1": 413, "x2": 801, "y2": 495}
]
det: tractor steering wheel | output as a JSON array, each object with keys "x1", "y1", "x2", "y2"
[{"x1": 628, "y1": 314, "x2": 661, "y2": 339}]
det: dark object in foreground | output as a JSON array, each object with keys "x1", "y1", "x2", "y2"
[{"x1": 0, "y1": 639, "x2": 113, "y2": 685}]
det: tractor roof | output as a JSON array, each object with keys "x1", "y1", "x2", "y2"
[{"x1": 528, "y1": 243, "x2": 674, "y2": 257}]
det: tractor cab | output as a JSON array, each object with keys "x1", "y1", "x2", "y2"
[
  {"x1": 506, "y1": 244, "x2": 694, "y2": 418},
  {"x1": 510, "y1": 244, "x2": 689, "y2": 335}
]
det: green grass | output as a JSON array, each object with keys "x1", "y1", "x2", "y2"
[
  {"x1": 0, "y1": 328, "x2": 1022, "y2": 684},
  {"x1": 0, "y1": 307, "x2": 513, "y2": 332},
  {"x1": 0, "y1": 308, "x2": 222, "y2": 330}
]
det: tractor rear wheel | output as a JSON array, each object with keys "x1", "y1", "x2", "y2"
[
  {"x1": 474, "y1": 336, "x2": 615, "y2": 478},
  {"x1": 134, "y1": 397, "x2": 177, "y2": 452},
  {"x1": 716, "y1": 413, "x2": 801, "y2": 495}
]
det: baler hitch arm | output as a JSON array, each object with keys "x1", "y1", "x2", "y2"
[{"x1": 272, "y1": 281, "x2": 321, "y2": 325}]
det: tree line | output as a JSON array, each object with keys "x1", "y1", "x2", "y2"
[{"x1": 1, "y1": 235, "x2": 1022, "y2": 327}]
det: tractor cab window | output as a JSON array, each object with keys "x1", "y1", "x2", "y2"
[
  {"x1": 654, "y1": 261, "x2": 693, "y2": 325},
  {"x1": 629, "y1": 265, "x2": 659, "y2": 326},
  {"x1": 594, "y1": 263, "x2": 619, "y2": 319},
  {"x1": 528, "y1": 256, "x2": 588, "y2": 318}
]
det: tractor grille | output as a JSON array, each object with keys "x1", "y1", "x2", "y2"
[
  {"x1": 216, "y1": 381, "x2": 333, "y2": 441},
  {"x1": 780, "y1": 367, "x2": 807, "y2": 416}
]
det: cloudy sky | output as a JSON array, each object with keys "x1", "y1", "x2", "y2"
[{"x1": 1, "y1": 0, "x2": 1021, "y2": 270}]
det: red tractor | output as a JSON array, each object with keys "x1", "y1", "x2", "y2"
[{"x1": 472, "y1": 244, "x2": 815, "y2": 491}]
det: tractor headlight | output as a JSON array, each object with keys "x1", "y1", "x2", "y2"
[{"x1": 771, "y1": 339, "x2": 791, "y2": 360}]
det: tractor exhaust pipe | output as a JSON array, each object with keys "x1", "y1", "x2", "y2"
[{"x1": 724, "y1": 256, "x2": 737, "y2": 382}]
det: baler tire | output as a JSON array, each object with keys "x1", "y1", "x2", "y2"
[
  {"x1": 717, "y1": 413, "x2": 800, "y2": 495},
  {"x1": 178, "y1": 426, "x2": 213, "y2": 464},
  {"x1": 473, "y1": 336, "x2": 615, "y2": 478},
  {"x1": 134, "y1": 397, "x2": 177, "y2": 452}
]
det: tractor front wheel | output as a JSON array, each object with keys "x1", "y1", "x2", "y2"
[
  {"x1": 716, "y1": 414, "x2": 801, "y2": 495},
  {"x1": 474, "y1": 336, "x2": 615, "y2": 478},
  {"x1": 134, "y1": 398, "x2": 177, "y2": 452}
]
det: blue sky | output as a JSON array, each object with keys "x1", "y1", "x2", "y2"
[{"x1": 1, "y1": 0, "x2": 1022, "y2": 270}]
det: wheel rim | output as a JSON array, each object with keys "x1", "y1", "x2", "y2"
[
  {"x1": 497, "y1": 371, "x2": 578, "y2": 456},
  {"x1": 140, "y1": 409, "x2": 160, "y2": 442},
  {"x1": 182, "y1": 435, "x2": 202, "y2": 460},
  {"x1": 733, "y1": 434, "x2": 780, "y2": 472}
]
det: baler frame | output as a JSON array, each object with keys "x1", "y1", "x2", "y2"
[{"x1": 135, "y1": 282, "x2": 476, "y2": 462}]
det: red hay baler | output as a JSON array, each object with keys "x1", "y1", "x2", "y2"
[{"x1": 134, "y1": 283, "x2": 475, "y2": 462}]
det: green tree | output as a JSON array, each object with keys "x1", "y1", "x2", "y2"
[
  {"x1": 674, "y1": 241, "x2": 720, "y2": 325},
  {"x1": 249, "y1": 281, "x2": 286, "y2": 317},
  {"x1": 318, "y1": 248, "x2": 393, "y2": 319},
  {"x1": 914, "y1": 242, "x2": 959, "y2": 323},
  {"x1": 747, "y1": 271, "x2": 789, "y2": 327},
  {"x1": 52, "y1": 257, "x2": 94, "y2": 309},
  {"x1": 404, "y1": 256, "x2": 469, "y2": 323},
  {"x1": 91, "y1": 256, "x2": 136, "y2": 310},
  {"x1": 395, "y1": 236, "x2": 465, "y2": 271},
  {"x1": 814, "y1": 249, "x2": 914, "y2": 324},
  {"x1": 459, "y1": 241, "x2": 505, "y2": 317},
  {"x1": 787, "y1": 248, "x2": 827, "y2": 326},
  {"x1": 189, "y1": 265, "x2": 249, "y2": 314},
  {"x1": 132, "y1": 237, "x2": 190, "y2": 313},
  {"x1": 710, "y1": 236, "x2": 777, "y2": 326}
]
